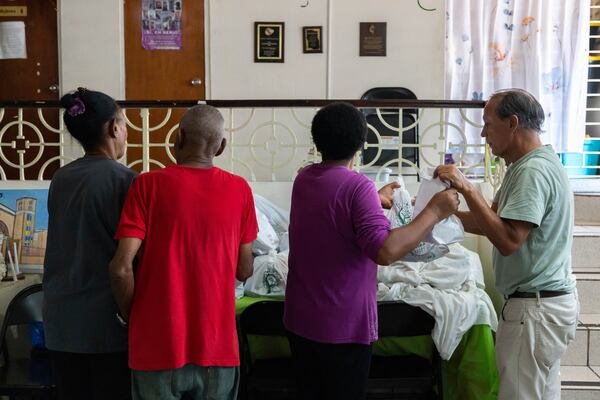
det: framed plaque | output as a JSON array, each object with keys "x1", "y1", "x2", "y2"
[
  {"x1": 359, "y1": 22, "x2": 387, "y2": 57},
  {"x1": 302, "y1": 26, "x2": 322, "y2": 54},
  {"x1": 255, "y1": 21, "x2": 284, "y2": 63}
]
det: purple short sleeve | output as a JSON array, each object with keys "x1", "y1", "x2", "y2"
[{"x1": 351, "y1": 178, "x2": 391, "y2": 262}]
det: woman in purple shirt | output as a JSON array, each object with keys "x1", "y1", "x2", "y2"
[{"x1": 283, "y1": 102, "x2": 458, "y2": 400}]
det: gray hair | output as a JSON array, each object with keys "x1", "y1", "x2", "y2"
[
  {"x1": 489, "y1": 89, "x2": 545, "y2": 132},
  {"x1": 179, "y1": 105, "x2": 224, "y2": 145}
]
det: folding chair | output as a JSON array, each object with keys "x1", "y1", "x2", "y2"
[
  {"x1": 361, "y1": 87, "x2": 420, "y2": 179},
  {"x1": 0, "y1": 283, "x2": 55, "y2": 399}
]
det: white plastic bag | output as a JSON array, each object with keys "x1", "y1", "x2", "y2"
[
  {"x1": 252, "y1": 209, "x2": 280, "y2": 255},
  {"x1": 413, "y1": 177, "x2": 464, "y2": 246},
  {"x1": 244, "y1": 250, "x2": 289, "y2": 297},
  {"x1": 253, "y1": 195, "x2": 290, "y2": 253},
  {"x1": 386, "y1": 176, "x2": 451, "y2": 263},
  {"x1": 254, "y1": 195, "x2": 289, "y2": 244},
  {"x1": 235, "y1": 279, "x2": 245, "y2": 299}
]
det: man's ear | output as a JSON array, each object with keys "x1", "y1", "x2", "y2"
[
  {"x1": 215, "y1": 138, "x2": 227, "y2": 157},
  {"x1": 509, "y1": 114, "x2": 519, "y2": 132},
  {"x1": 177, "y1": 128, "x2": 186, "y2": 149},
  {"x1": 108, "y1": 118, "x2": 118, "y2": 139}
]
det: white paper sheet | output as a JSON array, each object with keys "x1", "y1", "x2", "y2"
[{"x1": 0, "y1": 21, "x2": 27, "y2": 59}]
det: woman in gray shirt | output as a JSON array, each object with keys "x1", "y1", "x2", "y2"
[{"x1": 43, "y1": 88, "x2": 136, "y2": 400}]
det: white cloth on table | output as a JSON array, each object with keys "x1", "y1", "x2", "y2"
[{"x1": 377, "y1": 243, "x2": 498, "y2": 360}]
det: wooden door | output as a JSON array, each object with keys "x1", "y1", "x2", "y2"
[
  {"x1": 0, "y1": 0, "x2": 60, "y2": 180},
  {"x1": 124, "y1": 0, "x2": 205, "y2": 171}
]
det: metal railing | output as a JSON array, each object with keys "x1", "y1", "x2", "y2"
[{"x1": 0, "y1": 98, "x2": 538, "y2": 191}]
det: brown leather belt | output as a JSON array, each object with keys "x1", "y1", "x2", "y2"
[{"x1": 507, "y1": 290, "x2": 571, "y2": 299}]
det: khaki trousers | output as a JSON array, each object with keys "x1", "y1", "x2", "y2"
[{"x1": 496, "y1": 292, "x2": 579, "y2": 400}]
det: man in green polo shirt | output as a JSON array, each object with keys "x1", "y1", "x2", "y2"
[{"x1": 435, "y1": 89, "x2": 578, "y2": 399}]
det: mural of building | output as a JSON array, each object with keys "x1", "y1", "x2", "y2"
[
  {"x1": 0, "y1": 203, "x2": 15, "y2": 239},
  {"x1": 13, "y1": 197, "x2": 36, "y2": 247},
  {"x1": 0, "y1": 193, "x2": 48, "y2": 268}
]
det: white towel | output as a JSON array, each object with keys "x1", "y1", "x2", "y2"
[{"x1": 377, "y1": 243, "x2": 498, "y2": 360}]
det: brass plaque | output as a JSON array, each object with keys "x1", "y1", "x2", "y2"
[
  {"x1": 255, "y1": 22, "x2": 284, "y2": 63},
  {"x1": 360, "y1": 22, "x2": 387, "y2": 57},
  {"x1": 0, "y1": 6, "x2": 27, "y2": 17}
]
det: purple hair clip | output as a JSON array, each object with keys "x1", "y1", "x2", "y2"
[{"x1": 67, "y1": 98, "x2": 86, "y2": 117}]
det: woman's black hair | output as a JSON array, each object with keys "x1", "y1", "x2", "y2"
[
  {"x1": 60, "y1": 87, "x2": 120, "y2": 151},
  {"x1": 311, "y1": 102, "x2": 367, "y2": 161}
]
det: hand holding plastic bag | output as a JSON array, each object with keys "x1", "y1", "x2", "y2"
[
  {"x1": 413, "y1": 178, "x2": 464, "y2": 246},
  {"x1": 386, "y1": 176, "x2": 463, "y2": 262}
]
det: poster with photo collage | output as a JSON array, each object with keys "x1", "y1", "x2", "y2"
[{"x1": 141, "y1": 0, "x2": 182, "y2": 50}]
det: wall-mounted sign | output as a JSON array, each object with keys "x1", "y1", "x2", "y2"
[
  {"x1": 359, "y1": 22, "x2": 387, "y2": 57},
  {"x1": 141, "y1": 0, "x2": 182, "y2": 50},
  {"x1": 254, "y1": 22, "x2": 284, "y2": 63},
  {"x1": 303, "y1": 26, "x2": 322, "y2": 54},
  {"x1": 0, "y1": 21, "x2": 26, "y2": 59},
  {"x1": 0, "y1": 6, "x2": 27, "y2": 17}
]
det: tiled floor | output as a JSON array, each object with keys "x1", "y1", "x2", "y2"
[
  {"x1": 572, "y1": 234, "x2": 600, "y2": 270},
  {"x1": 562, "y1": 191, "x2": 600, "y2": 398},
  {"x1": 579, "y1": 314, "x2": 600, "y2": 327},
  {"x1": 573, "y1": 225, "x2": 600, "y2": 236},
  {"x1": 562, "y1": 389, "x2": 600, "y2": 400},
  {"x1": 561, "y1": 365, "x2": 600, "y2": 400},
  {"x1": 571, "y1": 179, "x2": 600, "y2": 194},
  {"x1": 561, "y1": 366, "x2": 600, "y2": 398},
  {"x1": 561, "y1": 366, "x2": 600, "y2": 384}
]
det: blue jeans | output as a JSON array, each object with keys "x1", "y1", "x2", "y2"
[{"x1": 132, "y1": 364, "x2": 239, "y2": 400}]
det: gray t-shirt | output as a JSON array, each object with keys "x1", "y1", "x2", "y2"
[
  {"x1": 493, "y1": 145, "x2": 576, "y2": 296},
  {"x1": 43, "y1": 156, "x2": 137, "y2": 353}
]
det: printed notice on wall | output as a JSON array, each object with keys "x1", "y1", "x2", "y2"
[
  {"x1": 0, "y1": 21, "x2": 27, "y2": 59},
  {"x1": 141, "y1": 0, "x2": 182, "y2": 50}
]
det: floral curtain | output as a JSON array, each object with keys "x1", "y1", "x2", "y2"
[{"x1": 445, "y1": 0, "x2": 590, "y2": 153}]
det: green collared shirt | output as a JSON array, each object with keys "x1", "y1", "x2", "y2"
[{"x1": 493, "y1": 145, "x2": 576, "y2": 296}]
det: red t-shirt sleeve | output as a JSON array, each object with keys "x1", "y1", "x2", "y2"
[
  {"x1": 115, "y1": 177, "x2": 147, "y2": 240},
  {"x1": 240, "y1": 184, "x2": 258, "y2": 244}
]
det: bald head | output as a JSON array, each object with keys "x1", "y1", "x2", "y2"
[
  {"x1": 175, "y1": 105, "x2": 226, "y2": 165},
  {"x1": 179, "y1": 105, "x2": 224, "y2": 149}
]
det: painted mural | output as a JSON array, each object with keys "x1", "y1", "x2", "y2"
[{"x1": 0, "y1": 189, "x2": 48, "y2": 272}]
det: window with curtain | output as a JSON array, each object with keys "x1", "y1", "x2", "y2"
[{"x1": 445, "y1": 0, "x2": 590, "y2": 156}]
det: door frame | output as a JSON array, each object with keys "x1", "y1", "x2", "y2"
[{"x1": 56, "y1": 0, "x2": 210, "y2": 100}]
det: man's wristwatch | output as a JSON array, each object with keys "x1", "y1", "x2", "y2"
[{"x1": 116, "y1": 312, "x2": 128, "y2": 327}]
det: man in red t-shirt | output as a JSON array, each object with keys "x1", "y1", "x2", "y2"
[{"x1": 109, "y1": 105, "x2": 258, "y2": 400}]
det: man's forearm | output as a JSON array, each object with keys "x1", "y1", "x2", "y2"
[
  {"x1": 109, "y1": 260, "x2": 135, "y2": 319},
  {"x1": 456, "y1": 211, "x2": 484, "y2": 235},
  {"x1": 461, "y1": 187, "x2": 520, "y2": 255}
]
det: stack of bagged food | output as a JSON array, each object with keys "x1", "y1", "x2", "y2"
[{"x1": 236, "y1": 194, "x2": 290, "y2": 298}]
